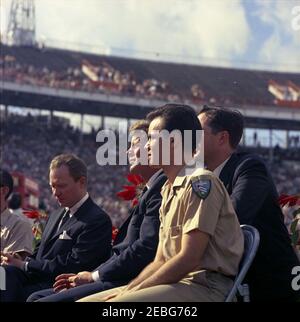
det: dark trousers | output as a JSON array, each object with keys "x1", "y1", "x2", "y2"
[
  {"x1": 0, "y1": 265, "x2": 53, "y2": 302},
  {"x1": 27, "y1": 280, "x2": 126, "y2": 302}
]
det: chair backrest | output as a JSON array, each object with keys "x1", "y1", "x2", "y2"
[{"x1": 225, "y1": 224, "x2": 260, "y2": 302}]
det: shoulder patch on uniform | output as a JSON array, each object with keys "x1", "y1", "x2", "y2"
[{"x1": 191, "y1": 177, "x2": 211, "y2": 199}]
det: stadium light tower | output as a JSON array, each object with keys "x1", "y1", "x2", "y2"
[{"x1": 7, "y1": 0, "x2": 36, "y2": 46}]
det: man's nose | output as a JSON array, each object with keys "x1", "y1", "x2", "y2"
[
  {"x1": 127, "y1": 148, "x2": 134, "y2": 158},
  {"x1": 145, "y1": 140, "x2": 150, "y2": 151},
  {"x1": 53, "y1": 189, "x2": 60, "y2": 197}
]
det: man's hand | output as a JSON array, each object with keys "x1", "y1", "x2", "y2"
[
  {"x1": 103, "y1": 292, "x2": 119, "y2": 301},
  {"x1": 53, "y1": 271, "x2": 93, "y2": 293},
  {"x1": 103, "y1": 284, "x2": 142, "y2": 302},
  {"x1": 1, "y1": 252, "x2": 25, "y2": 269},
  {"x1": 53, "y1": 273, "x2": 76, "y2": 292},
  {"x1": 69, "y1": 271, "x2": 94, "y2": 287}
]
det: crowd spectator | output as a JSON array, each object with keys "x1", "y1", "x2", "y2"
[
  {"x1": 1, "y1": 53, "x2": 271, "y2": 106},
  {"x1": 1, "y1": 113, "x2": 299, "y2": 227},
  {"x1": 1, "y1": 113, "x2": 130, "y2": 227}
]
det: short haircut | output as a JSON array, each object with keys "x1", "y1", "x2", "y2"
[
  {"x1": 0, "y1": 169, "x2": 14, "y2": 200},
  {"x1": 146, "y1": 103, "x2": 201, "y2": 152},
  {"x1": 129, "y1": 119, "x2": 149, "y2": 133},
  {"x1": 49, "y1": 154, "x2": 87, "y2": 183},
  {"x1": 8, "y1": 192, "x2": 22, "y2": 209},
  {"x1": 199, "y1": 105, "x2": 244, "y2": 149}
]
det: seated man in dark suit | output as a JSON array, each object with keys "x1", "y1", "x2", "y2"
[
  {"x1": 27, "y1": 120, "x2": 167, "y2": 302},
  {"x1": 1, "y1": 154, "x2": 112, "y2": 302},
  {"x1": 198, "y1": 106, "x2": 300, "y2": 301}
]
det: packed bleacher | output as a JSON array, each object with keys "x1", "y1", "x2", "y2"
[
  {"x1": 1, "y1": 44, "x2": 300, "y2": 107},
  {"x1": 1, "y1": 112, "x2": 299, "y2": 228},
  {"x1": 238, "y1": 146, "x2": 300, "y2": 195},
  {"x1": 1, "y1": 113, "x2": 130, "y2": 227}
]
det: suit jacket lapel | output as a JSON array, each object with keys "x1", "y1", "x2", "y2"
[
  {"x1": 46, "y1": 198, "x2": 92, "y2": 243},
  {"x1": 114, "y1": 205, "x2": 138, "y2": 245},
  {"x1": 143, "y1": 169, "x2": 165, "y2": 198},
  {"x1": 54, "y1": 214, "x2": 77, "y2": 238},
  {"x1": 42, "y1": 209, "x2": 65, "y2": 242},
  {"x1": 115, "y1": 170, "x2": 166, "y2": 244},
  {"x1": 36, "y1": 208, "x2": 65, "y2": 258},
  {"x1": 117, "y1": 186, "x2": 148, "y2": 234},
  {"x1": 118, "y1": 206, "x2": 137, "y2": 230},
  {"x1": 131, "y1": 170, "x2": 164, "y2": 211}
]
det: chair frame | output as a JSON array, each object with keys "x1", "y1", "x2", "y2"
[{"x1": 225, "y1": 224, "x2": 260, "y2": 302}]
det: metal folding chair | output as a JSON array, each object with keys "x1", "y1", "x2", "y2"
[{"x1": 225, "y1": 224, "x2": 260, "y2": 302}]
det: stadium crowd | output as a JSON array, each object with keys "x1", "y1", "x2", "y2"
[
  {"x1": 1, "y1": 112, "x2": 299, "y2": 227},
  {"x1": 1, "y1": 54, "x2": 181, "y2": 102},
  {"x1": 1, "y1": 52, "x2": 265, "y2": 107},
  {"x1": 1, "y1": 113, "x2": 130, "y2": 227}
]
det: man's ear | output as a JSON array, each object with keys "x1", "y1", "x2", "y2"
[
  {"x1": 78, "y1": 176, "x2": 87, "y2": 188},
  {"x1": 219, "y1": 131, "x2": 229, "y2": 145},
  {"x1": 1, "y1": 186, "x2": 10, "y2": 200}
]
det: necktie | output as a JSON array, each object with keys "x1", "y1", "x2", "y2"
[{"x1": 57, "y1": 209, "x2": 70, "y2": 232}]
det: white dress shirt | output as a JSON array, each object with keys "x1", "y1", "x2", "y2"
[
  {"x1": 24, "y1": 193, "x2": 89, "y2": 272},
  {"x1": 213, "y1": 157, "x2": 230, "y2": 178},
  {"x1": 67, "y1": 192, "x2": 89, "y2": 217}
]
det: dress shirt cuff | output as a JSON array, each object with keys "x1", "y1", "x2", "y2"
[
  {"x1": 23, "y1": 261, "x2": 29, "y2": 272},
  {"x1": 91, "y1": 270, "x2": 100, "y2": 282}
]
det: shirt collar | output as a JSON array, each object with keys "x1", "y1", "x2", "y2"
[
  {"x1": 213, "y1": 157, "x2": 231, "y2": 178},
  {"x1": 1, "y1": 208, "x2": 12, "y2": 226},
  {"x1": 161, "y1": 168, "x2": 187, "y2": 194},
  {"x1": 172, "y1": 175, "x2": 187, "y2": 188},
  {"x1": 66, "y1": 193, "x2": 89, "y2": 217}
]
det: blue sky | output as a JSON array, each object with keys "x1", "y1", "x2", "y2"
[{"x1": 1, "y1": 0, "x2": 300, "y2": 72}]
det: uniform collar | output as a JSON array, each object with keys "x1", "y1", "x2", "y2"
[
  {"x1": 162, "y1": 168, "x2": 187, "y2": 194},
  {"x1": 172, "y1": 174, "x2": 187, "y2": 188}
]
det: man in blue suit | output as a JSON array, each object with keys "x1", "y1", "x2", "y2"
[
  {"x1": 198, "y1": 106, "x2": 300, "y2": 301},
  {"x1": 1, "y1": 154, "x2": 112, "y2": 302},
  {"x1": 27, "y1": 120, "x2": 167, "y2": 301}
]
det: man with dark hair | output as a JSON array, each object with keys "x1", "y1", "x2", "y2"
[
  {"x1": 0, "y1": 169, "x2": 14, "y2": 198},
  {"x1": 78, "y1": 104, "x2": 243, "y2": 302},
  {"x1": 1, "y1": 154, "x2": 112, "y2": 302},
  {"x1": 8, "y1": 193, "x2": 30, "y2": 223},
  {"x1": 27, "y1": 121, "x2": 167, "y2": 302},
  {"x1": 198, "y1": 106, "x2": 300, "y2": 301},
  {"x1": 146, "y1": 103, "x2": 201, "y2": 153},
  {"x1": 1, "y1": 170, "x2": 33, "y2": 259},
  {"x1": 8, "y1": 193, "x2": 22, "y2": 211}
]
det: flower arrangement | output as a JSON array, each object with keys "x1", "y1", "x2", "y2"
[
  {"x1": 116, "y1": 174, "x2": 145, "y2": 207},
  {"x1": 279, "y1": 194, "x2": 300, "y2": 257},
  {"x1": 23, "y1": 209, "x2": 48, "y2": 250}
]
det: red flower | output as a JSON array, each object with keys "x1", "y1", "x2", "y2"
[
  {"x1": 23, "y1": 210, "x2": 41, "y2": 219},
  {"x1": 112, "y1": 226, "x2": 119, "y2": 243},
  {"x1": 279, "y1": 194, "x2": 300, "y2": 249},
  {"x1": 117, "y1": 174, "x2": 145, "y2": 207},
  {"x1": 116, "y1": 185, "x2": 137, "y2": 201},
  {"x1": 278, "y1": 194, "x2": 300, "y2": 207},
  {"x1": 126, "y1": 174, "x2": 144, "y2": 186}
]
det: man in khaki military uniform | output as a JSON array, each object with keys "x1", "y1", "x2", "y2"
[
  {"x1": 79, "y1": 104, "x2": 244, "y2": 302},
  {"x1": 1, "y1": 169, "x2": 33, "y2": 260}
]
